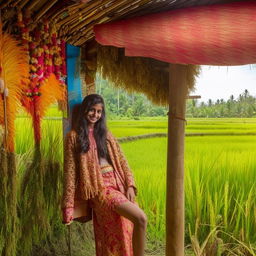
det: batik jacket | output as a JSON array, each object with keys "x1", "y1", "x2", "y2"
[{"x1": 62, "y1": 130, "x2": 136, "y2": 210}]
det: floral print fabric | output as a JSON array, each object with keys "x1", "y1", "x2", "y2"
[
  {"x1": 62, "y1": 129, "x2": 136, "y2": 255},
  {"x1": 62, "y1": 130, "x2": 136, "y2": 210},
  {"x1": 91, "y1": 168, "x2": 133, "y2": 256}
]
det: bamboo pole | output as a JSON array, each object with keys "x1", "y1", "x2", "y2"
[
  {"x1": 66, "y1": 0, "x2": 147, "y2": 40},
  {"x1": 166, "y1": 64, "x2": 189, "y2": 256},
  {"x1": 18, "y1": 0, "x2": 31, "y2": 9},
  {"x1": 70, "y1": 0, "x2": 130, "y2": 33},
  {"x1": 0, "y1": 0, "x2": 13, "y2": 9},
  {"x1": 12, "y1": 0, "x2": 24, "y2": 7},
  {"x1": 49, "y1": 1, "x2": 84, "y2": 23},
  {"x1": 70, "y1": 0, "x2": 144, "y2": 45},
  {"x1": 34, "y1": 0, "x2": 58, "y2": 22},
  {"x1": 56, "y1": 0, "x2": 103, "y2": 27},
  {"x1": 26, "y1": 0, "x2": 42, "y2": 11}
]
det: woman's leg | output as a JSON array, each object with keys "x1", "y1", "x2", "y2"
[
  {"x1": 91, "y1": 196, "x2": 134, "y2": 256},
  {"x1": 115, "y1": 202, "x2": 147, "y2": 256}
]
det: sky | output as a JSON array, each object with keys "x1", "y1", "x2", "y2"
[{"x1": 193, "y1": 65, "x2": 256, "y2": 103}]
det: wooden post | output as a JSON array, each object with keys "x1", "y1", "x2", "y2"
[
  {"x1": 85, "y1": 75, "x2": 95, "y2": 95},
  {"x1": 81, "y1": 44, "x2": 97, "y2": 96},
  {"x1": 166, "y1": 64, "x2": 189, "y2": 256}
]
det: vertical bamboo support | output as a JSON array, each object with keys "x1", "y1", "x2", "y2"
[
  {"x1": 85, "y1": 75, "x2": 95, "y2": 95},
  {"x1": 166, "y1": 64, "x2": 188, "y2": 256}
]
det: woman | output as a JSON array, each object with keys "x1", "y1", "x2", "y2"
[{"x1": 62, "y1": 94, "x2": 147, "y2": 256}]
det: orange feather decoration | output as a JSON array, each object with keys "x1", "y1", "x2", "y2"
[
  {"x1": 38, "y1": 74, "x2": 66, "y2": 117},
  {"x1": 0, "y1": 24, "x2": 29, "y2": 152},
  {"x1": 21, "y1": 74, "x2": 66, "y2": 142}
]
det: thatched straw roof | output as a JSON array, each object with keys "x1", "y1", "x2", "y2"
[
  {"x1": 1, "y1": 0, "x2": 240, "y2": 46},
  {"x1": 97, "y1": 45, "x2": 200, "y2": 105},
  {"x1": 0, "y1": 0, "x2": 240, "y2": 105}
]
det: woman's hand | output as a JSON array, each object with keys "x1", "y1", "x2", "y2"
[{"x1": 126, "y1": 187, "x2": 136, "y2": 203}]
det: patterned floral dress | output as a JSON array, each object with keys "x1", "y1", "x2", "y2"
[{"x1": 88, "y1": 128, "x2": 134, "y2": 256}]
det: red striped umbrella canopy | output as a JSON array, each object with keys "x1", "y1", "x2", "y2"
[{"x1": 94, "y1": 1, "x2": 256, "y2": 66}]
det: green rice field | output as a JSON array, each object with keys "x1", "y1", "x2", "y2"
[
  {"x1": 13, "y1": 116, "x2": 256, "y2": 254},
  {"x1": 109, "y1": 118, "x2": 256, "y2": 137},
  {"x1": 122, "y1": 136, "x2": 256, "y2": 251}
]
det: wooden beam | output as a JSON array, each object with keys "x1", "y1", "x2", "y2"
[
  {"x1": 187, "y1": 95, "x2": 201, "y2": 99},
  {"x1": 166, "y1": 64, "x2": 189, "y2": 256}
]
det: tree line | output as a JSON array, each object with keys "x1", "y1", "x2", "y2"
[
  {"x1": 96, "y1": 78, "x2": 256, "y2": 118},
  {"x1": 96, "y1": 77, "x2": 168, "y2": 118},
  {"x1": 187, "y1": 89, "x2": 256, "y2": 118}
]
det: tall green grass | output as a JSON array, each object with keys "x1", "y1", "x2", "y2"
[
  {"x1": 121, "y1": 136, "x2": 256, "y2": 253},
  {"x1": 14, "y1": 117, "x2": 256, "y2": 254},
  {"x1": 15, "y1": 117, "x2": 63, "y2": 155},
  {"x1": 15, "y1": 117, "x2": 256, "y2": 147},
  {"x1": 108, "y1": 118, "x2": 256, "y2": 137},
  {"x1": 14, "y1": 117, "x2": 65, "y2": 255}
]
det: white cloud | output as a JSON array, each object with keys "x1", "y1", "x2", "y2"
[{"x1": 194, "y1": 65, "x2": 256, "y2": 103}]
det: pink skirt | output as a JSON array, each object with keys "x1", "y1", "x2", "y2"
[{"x1": 90, "y1": 165, "x2": 133, "y2": 256}]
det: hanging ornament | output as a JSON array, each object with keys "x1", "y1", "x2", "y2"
[
  {"x1": 0, "y1": 22, "x2": 29, "y2": 152},
  {"x1": 16, "y1": 13, "x2": 67, "y2": 144}
]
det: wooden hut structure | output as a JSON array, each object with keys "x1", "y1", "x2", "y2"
[{"x1": 1, "y1": 0, "x2": 255, "y2": 255}]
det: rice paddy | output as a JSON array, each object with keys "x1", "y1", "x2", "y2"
[
  {"x1": 122, "y1": 136, "x2": 256, "y2": 252},
  {"x1": 14, "y1": 116, "x2": 256, "y2": 254},
  {"x1": 109, "y1": 118, "x2": 256, "y2": 137}
]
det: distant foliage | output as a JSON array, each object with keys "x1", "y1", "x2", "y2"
[
  {"x1": 96, "y1": 77, "x2": 256, "y2": 118},
  {"x1": 96, "y1": 76, "x2": 168, "y2": 119},
  {"x1": 187, "y1": 89, "x2": 256, "y2": 118}
]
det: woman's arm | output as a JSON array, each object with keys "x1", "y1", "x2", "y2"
[{"x1": 62, "y1": 131, "x2": 77, "y2": 223}]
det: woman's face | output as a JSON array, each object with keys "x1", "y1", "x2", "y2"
[{"x1": 85, "y1": 103, "x2": 103, "y2": 127}]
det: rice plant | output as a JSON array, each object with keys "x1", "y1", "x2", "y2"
[
  {"x1": 121, "y1": 136, "x2": 256, "y2": 254},
  {"x1": 13, "y1": 117, "x2": 256, "y2": 255}
]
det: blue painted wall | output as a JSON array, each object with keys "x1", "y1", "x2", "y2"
[
  {"x1": 66, "y1": 44, "x2": 82, "y2": 112},
  {"x1": 64, "y1": 44, "x2": 82, "y2": 134}
]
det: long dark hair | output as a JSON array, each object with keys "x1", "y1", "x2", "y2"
[{"x1": 75, "y1": 94, "x2": 109, "y2": 159}]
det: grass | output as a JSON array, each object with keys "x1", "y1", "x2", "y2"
[
  {"x1": 17, "y1": 106, "x2": 256, "y2": 138},
  {"x1": 13, "y1": 115, "x2": 256, "y2": 255},
  {"x1": 107, "y1": 118, "x2": 256, "y2": 137},
  {"x1": 15, "y1": 116, "x2": 63, "y2": 155},
  {"x1": 121, "y1": 136, "x2": 256, "y2": 253}
]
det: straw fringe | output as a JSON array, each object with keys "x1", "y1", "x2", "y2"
[{"x1": 97, "y1": 45, "x2": 200, "y2": 105}]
